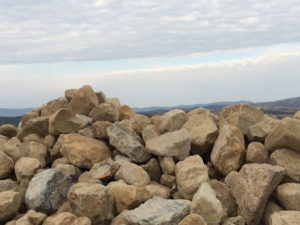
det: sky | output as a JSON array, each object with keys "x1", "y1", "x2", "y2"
[{"x1": 0, "y1": 0, "x2": 300, "y2": 108}]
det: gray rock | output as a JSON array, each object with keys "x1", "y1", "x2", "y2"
[
  {"x1": 124, "y1": 196, "x2": 190, "y2": 225},
  {"x1": 25, "y1": 169, "x2": 72, "y2": 214}
]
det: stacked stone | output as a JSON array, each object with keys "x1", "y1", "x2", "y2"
[{"x1": 0, "y1": 85, "x2": 300, "y2": 225}]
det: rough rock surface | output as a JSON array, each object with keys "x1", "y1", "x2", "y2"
[
  {"x1": 0, "y1": 150, "x2": 14, "y2": 179},
  {"x1": 269, "y1": 211, "x2": 300, "y2": 225},
  {"x1": 248, "y1": 115, "x2": 279, "y2": 141},
  {"x1": 0, "y1": 191, "x2": 21, "y2": 222},
  {"x1": 158, "y1": 109, "x2": 188, "y2": 134},
  {"x1": 275, "y1": 183, "x2": 300, "y2": 211},
  {"x1": 179, "y1": 214, "x2": 208, "y2": 225},
  {"x1": 88, "y1": 102, "x2": 119, "y2": 122},
  {"x1": 246, "y1": 142, "x2": 269, "y2": 164}
]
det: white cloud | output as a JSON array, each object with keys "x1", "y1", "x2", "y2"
[{"x1": 0, "y1": 0, "x2": 300, "y2": 64}]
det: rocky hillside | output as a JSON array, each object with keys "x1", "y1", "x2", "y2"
[{"x1": 1, "y1": 85, "x2": 300, "y2": 225}]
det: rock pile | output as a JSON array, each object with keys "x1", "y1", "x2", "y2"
[{"x1": 0, "y1": 85, "x2": 300, "y2": 225}]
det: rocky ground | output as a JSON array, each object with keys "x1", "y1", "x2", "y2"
[{"x1": 0, "y1": 85, "x2": 300, "y2": 225}]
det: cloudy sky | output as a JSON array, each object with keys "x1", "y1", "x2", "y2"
[{"x1": 0, "y1": 0, "x2": 300, "y2": 108}]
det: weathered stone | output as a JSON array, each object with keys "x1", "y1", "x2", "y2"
[
  {"x1": 187, "y1": 107, "x2": 219, "y2": 123},
  {"x1": 160, "y1": 157, "x2": 175, "y2": 175},
  {"x1": 0, "y1": 137, "x2": 24, "y2": 161},
  {"x1": 191, "y1": 183, "x2": 223, "y2": 225},
  {"x1": 68, "y1": 182, "x2": 114, "y2": 223},
  {"x1": 124, "y1": 196, "x2": 190, "y2": 225},
  {"x1": 230, "y1": 164, "x2": 285, "y2": 225},
  {"x1": 20, "y1": 111, "x2": 39, "y2": 128},
  {"x1": 50, "y1": 134, "x2": 65, "y2": 159},
  {"x1": 14, "y1": 157, "x2": 41, "y2": 181},
  {"x1": 265, "y1": 117, "x2": 300, "y2": 153},
  {"x1": 150, "y1": 115, "x2": 161, "y2": 132},
  {"x1": 158, "y1": 109, "x2": 188, "y2": 134},
  {"x1": 48, "y1": 109, "x2": 86, "y2": 135},
  {"x1": 54, "y1": 163, "x2": 81, "y2": 180},
  {"x1": 270, "y1": 148, "x2": 300, "y2": 182},
  {"x1": 91, "y1": 121, "x2": 111, "y2": 140},
  {"x1": 263, "y1": 201, "x2": 282, "y2": 225},
  {"x1": 111, "y1": 210, "x2": 129, "y2": 225},
  {"x1": 160, "y1": 174, "x2": 176, "y2": 188},
  {"x1": 68, "y1": 85, "x2": 99, "y2": 115},
  {"x1": 88, "y1": 158, "x2": 119, "y2": 182},
  {"x1": 0, "y1": 191, "x2": 21, "y2": 222},
  {"x1": 179, "y1": 214, "x2": 208, "y2": 225},
  {"x1": 41, "y1": 97, "x2": 69, "y2": 117},
  {"x1": 175, "y1": 155, "x2": 209, "y2": 200},
  {"x1": 22, "y1": 141, "x2": 48, "y2": 168},
  {"x1": 210, "y1": 121, "x2": 245, "y2": 175},
  {"x1": 114, "y1": 154, "x2": 132, "y2": 166},
  {"x1": 89, "y1": 102, "x2": 119, "y2": 122},
  {"x1": 141, "y1": 158, "x2": 161, "y2": 182},
  {"x1": 146, "y1": 181, "x2": 171, "y2": 199},
  {"x1": 142, "y1": 124, "x2": 159, "y2": 142},
  {"x1": 246, "y1": 142, "x2": 269, "y2": 164},
  {"x1": 128, "y1": 114, "x2": 151, "y2": 135},
  {"x1": 183, "y1": 113, "x2": 218, "y2": 155},
  {"x1": 115, "y1": 162, "x2": 150, "y2": 186},
  {"x1": 78, "y1": 127, "x2": 94, "y2": 138},
  {"x1": 106, "y1": 97, "x2": 121, "y2": 109},
  {"x1": 119, "y1": 104, "x2": 135, "y2": 120},
  {"x1": 25, "y1": 169, "x2": 72, "y2": 214},
  {"x1": 269, "y1": 211, "x2": 300, "y2": 225},
  {"x1": 107, "y1": 122, "x2": 151, "y2": 163},
  {"x1": 146, "y1": 128, "x2": 191, "y2": 160},
  {"x1": 294, "y1": 111, "x2": 300, "y2": 120},
  {"x1": 0, "y1": 179, "x2": 18, "y2": 192},
  {"x1": 17, "y1": 117, "x2": 49, "y2": 141},
  {"x1": 15, "y1": 210, "x2": 47, "y2": 225},
  {"x1": 42, "y1": 212, "x2": 91, "y2": 225},
  {"x1": 276, "y1": 183, "x2": 300, "y2": 211},
  {"x1": 60, "y1": 133, "x2": 111, "y2": 169},
  {"x1": 0, "y1": 124, "x2": 18, "y2": 138},
  {"x1": 0, "y1": 150, "x2": 14, "y2": 179},
  {"x1": 248, "y1": 115, "x2": 280, "y2": 141},
  {"x1": 222, "y1": 216, "x2": 245, "y2": 225},
  {"x1": 220, "y1": 104, "x2": 264, "y2": 136}
]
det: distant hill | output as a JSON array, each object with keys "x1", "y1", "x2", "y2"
[
  {"x1": 0, "y1": 108, "x2": 32, "y2": 117},
  {"x1": 255, "y1": 96, "x2": 300, "y2": 110},
  {"x1": 0, "y1": 116, "x2": 22, "y2": 126}
]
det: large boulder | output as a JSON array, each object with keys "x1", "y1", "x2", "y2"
[
  {"x1": 265, "y1": 117, "x2": 300, "y2": 153},
  {"x1": 210, "y1": 121, "x2": 245, "y2": 176},
  {"x1": 68, "y1": 85, "x2": 99, "y2": 115},
  {"x1": 25, "y1": 169, "x2": 72, "y2": 214},
  {"x1": 270, "y1": 148, "x2": 300, "y2": 182},
  {"x1": 175, "y1": 155, "x2": 209, "y2": 200},
  {"x1": 0, "y1": 150, "x2": 14, "y2": 179},
  {"x1": 107, "y1": 122, "x2": 151, "y2": 163},
  {"x1": 88, "y1": 102, "x2": 119, "y2": 122},
  {"x1": 60, "y1": 133, "x2": 111, "y2": 169},
  {"x1": 0, "y1": 191, "x2": 21, "y2": 222},
  {"x1": 229, "y1": 164, "x2": 284, "y2": 225},
  {"x1": 146, "y1": 128, "x2": 191, "y2": 160},
  {"x1": 220, "y1": 104, "x2": 264, "y2": 137},
  {"x1": 191, "y1": 183, "x2": 223, "y2": 225},
  {"x1": 68, "y1": 182, "x2": 114, "y2": 224},
  {"x1": 158, "y1": 109, "x2": 188, "y2": 134},
  {"x1": 123, "y1": 196, "x2": 190, "y2": 225},
  {"x1": 40, "y1": 97, "x2": 69, "y2": 117},
  {"x1": 183, "y1": 113, "x2": 218, "y2": 155},
  {"x1": 275, "y1": 183, "x2": 300, "y2": 211},
  {"x1": 269, "y1": 211, "x2": 300, "y2": 225}
]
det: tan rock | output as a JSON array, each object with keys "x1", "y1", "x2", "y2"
[
  {"x1": 128, "y1": 114, "x2": 151, "y2": 135},
  {"x1": 108, "y1": 180, "x2": 152, "y2": 213},
  {"x1": 40, "y1": 97, "x2": 69, "y2": 117},
  {"x1": 65, "y1": 89, "x2": 77, "y2": 102},
  {"x1": 0, "y1": 151, "x2": 14, "y2": 179},
  {"x1": 111, "y1": 210, "x2": 129, "y2": 225},
  {"x1": 187, "y1": 107, "x2": 218, "y2": 121},
  {"x1": 191, "y1": 183, "x2": 224, "y2": 225},
  {"x1": 150, "y1": 115, "x2": 161, "y2": 132},
  {"x1": 68, "y1": 182, "x2": 114, "y2": 223},
  {"x1": 158, "y1": 109, "x2": 188, "y2": 133},
  {"x1": 246, "y1": 142, "x2": 269, "y2": 164},
  {"x1": 42, "y1": 212, "x2": 91, "y2": 225},
  {"x1": 179, "y1": 214, "x2": 208, "y2": 225},
  {"x1": 270, "y1": 148, "x2": 300, "y2": 182},
  {"x1": 20, "y1": 111, "x2": 39, "y2": 128},
  {"x1": 91, "y1": 121, "x2": 111, "y2": 140},
  {"x1": 54, "y1": 164, "x2": 81, "y2": 180},
  {"x1": 183, "y1": 113, "x2": 218, "y2": 155},
  {"x1": 17, "y1": 117, "x2": 49, "y2": 141},
  {"x1": 0, "y1": 124, "x2": 18, "y2": 138},
  {"x1": 0, "y1": 134, "x2": 8, "y2": 144},
  {"x1": 78, "y1": 127, "x2": 94, "y2": 138},
  {"x1": 146, "y1": 181, "x2": 171, "y2": 199},
  {"x1": 140, "y1": 158, "x2": 161, "y2": 182},
  {"x1": 263, "y1": 201, "x2": 282, "y2": 225},
  {"x1": 115, "y1": 163, "x2": 150, "y2": 187},
  {"x1": 142, "y1": 124, "x2": 159, "y2": 142},
  {"x1": 119, "y1": 105, "x2": 136, "y2": 121},
  {"x1": 88, "y1": 158, "x2": 119, "y2": 183},
  {"x1": 276, "y1": 183, "x2": 300, "y2": 211},
  {"x1": 0, "y1": 179, "x2": 19, "y2": 192},
  {"x1": 14, "y1": 157, "x2": 41, "y2": 181},
  {"x1": 68, "y1": 85, "x2": 99, "y2": 115},
  {"x1": 89, "y1": 102, "x2": 119, "y2": 122},
  {"x1": 293, "y1": 111, "x2": 300, "y2": 120},
  {"x1": 210, "y1": 121, "x2": 245, "y2": 175},
  {"x1": 269, "y1": 211, "x2": 300, "y2": 225},
  {"x1": 60, "y1": 133, "x2": 111, "y2": 169},
  {"x1": 175, "y1": 155, "x2": 209, "y2": 200},
  {"x1": 160, "y1": 157, "x2": 175, "y2": 175},
  {"x1": 0, "y1": 137, "x2": 24, "y2": 161},
  {"x1": 22, "y1": 141, "x2": 48, "y2": 168},
  {"x1": 15, "y1": 210, "x2": 46, "y2": 225},
  {"x1": 160, "y1": 174, "x2": 176, "y2": 188},
  {"x1": 265, "y1": 117, "x2": 300, "y2": 153},
  {"x1": 0, "y1": 191, "x2": 21, "y2": 222},
  {"x1": 230, "y1": 163, "x2": 285, "y2": 225}
]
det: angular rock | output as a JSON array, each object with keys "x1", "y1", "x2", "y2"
[
  {"x1": 187, "y1": 107, "x2": 219, "y2": 123},
  {"x1": 269, "y1": 211, "x2": 300, "y2": 225},
  {"x1": 210, "y1": 121, "x2": 245, "y2": 175},
  {"x1": 230, "y1": 164, "x2": 285, "y2": 225},
  {"x1": 14, "y1": 157, "x2": 41, "y2": 181},
  {"x1": 68, "y1": 182, "x2": 114, "y2": 223},
  {"x1": 0, "y1": 124, "x2": 18, "y2": 138},
  {"x1": 111, "y1": 210, "x2": 129, "y2": 225},
  {"x1": 21, "y1": 111, "x2": 39, "y2": 128},
  {"x1": 146, "y1": 128, "x2": 191, "y2": 160},
  {"x1": 0, "y1": 191, "x2": 21, "y2": 222},
  {"x1": 183, "y1": 113, "x2": 218, "y2": 155},
  {"x1": 142, "y1": 124, "x2": 159, "y2": 142},
  {"x1": 270, "y1": 148, "x2": 300, "y2": 182},
  {"x1": 124, "y1": 196, "x2": 190, "y2": 225},
  {"x1": 265, "y1": 117, "x2": 300, "y2": 153},
  {"x1": 0, "y1": 150, "x2": 14, "y2": 179},
  {"x1": 91, "y1": 121, "x2": 111, "y2": 140},
  {"x1": 246, "y1": 142, "x2": 269, "y2": 164},
  {"x1": 146, "y1": 181, "x2": 171, "y2": 199},
  {"x1": 119, "y1": 104, "x2": 135, "y2": 120},
  {"x1": 128, "y1": 114, "x2": 151, "y2": 135},
  {"x1": 25, "y1": 169, "x2": 72, "y2": 214},
  {"x1": 191, "y1": 183, "x2": 223, "y2": 225},
  {"x1": 141, "y1": 158, "x2": 161, "y2": 182},
  {"x1": 53, "y1": 163, "x2": 81, "y2": 180},
  {"x1": 68, "y1": 85, "x2": 99, "y2": 115},
  {"x1": 15, "y1": 209, "x2": 47, "y2": 225},
  {"x1": 160, "y1": 156, "x2": 175, "y2": 175},
  {"x1": 89, "y1": 102, "x2": 119, "y2": 122},
  {"x1": 179, "y1": 214, "x2": 208, "y2": 225},
  {"x1": 175, "y1": 155, "x2": 209, "y2": 200},
  {"x1": 263, "y1": 201, "x2": 282, "y2": 225},
  {"x1": 17, "y1": 117, "x2": 49, "y2": 141},
  {"x1": 23, "y1": 141, "x2": 48, "y2": 168},
  {"x1": 115, "y1": 162, "x2": 150, "y2": 186},
  {"x1": 0, "y1": 137, "x2": 24, "y2": 161},
  {"x1": 248, "y1": 115, "x2": 279, "y2": 141},
  {"x1": 60, "y1": 133, "x2": 111, "y2": 169},
  {"x1": 42, "y1": 212, "x2": 91, "y2": 225},
  {"x1": 41, "y1": 97, "x2": 69, "y2": 117},
  {"x1": 88, "y1": 158, "x2": 119, "y2": 183},
  {"x1": 107, "y1": 122, "x2": 151, "y2": 163},
  {"x1": 158, "y1": 109, "x2": 188, "y2": 134},
  {"x1": 276, "y1": 183, "x2": 300, "y2": 211}
]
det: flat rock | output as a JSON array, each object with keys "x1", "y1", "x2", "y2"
[
  {"x1": 276, "y1": 183, "x2": 300, "y2": 211},
  {"x1": 0, "y1": 191, "x2": 21, "y2": 222},
  {"x1": 269, "y1": 211, "x2": 300, "y2": 225},
  {"x1": 158, "y1": 109, "x2": 188, "y2": 134}
]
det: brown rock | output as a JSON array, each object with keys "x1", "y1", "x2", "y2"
[
  {"x1": 111, "y1": 210, "x2": 129, "y2": 225},
  {"x1": 158, "y1": 109, "x2": 188, "y2": 133},
  {"x1": 145, "y1": 181, "x2": 171, "y2": 199},
  {"x1": 91, "y1": 121, "x2": 111, "y2": 140},
  {"x1": 89, "y1": 102, "x2": 119, "y2": 122},
  {"x1": 269, "y1": 211, "x2": 300, "y2": 225},
  {"x1": 128, "y1": 114, "x2": 151, "y2": 135},
  {"x1": 14, "y1": 157, "x2": 41, "y2": 181},
  {"x1": 95, "y1": 91, "x2": 106, "y2": 104},
  {"x1": 160, "y1": 174, "x2": 176, "y2": 188},
  {"x1": 0, "y1": 137, "x2": 24, "y2": 161},
  {"x1": 15, "y1": 210, "x2": 46, "y2": 225},
  {"x1": 0, "y1": 134, "x2": 8, "y2": 144},
  {"x1": 119, "y1": 105, "x2": 136, "y2": 120},
  {"x1": 65, "y1": 89, "x2": 77, "y2": 102},
  {"x1": 0, "y1": 124, "x2": 18, "y2": 138},
  {"x1": 0, "y1": 191, "x2": 21, "y2": 222},
  {"x1": 222, "y1": 216, "x2": 245, "y2": 225},
  {"x1": 179, "y1": 214, "x2": 208, "y2": 225},
  {"x1": 20, "y1": 111, "x2": 39, "y2": 128},
  {"x1": 22, "y1": 141, "x2": 48, "y2": 168},
  {"x1": 246, "y1": 142, "x2": 269, "y2": 164},
  {"x1": 88, "y1": 158, "x2": 119, "y2": 183},
  {"x1": 160, "y1": 157, "x2": 175, "y2": 175},
  {"x1": 141, "y1": 158, "x2": 161, "y2": 182},
  {"x1": 54, "y1": 163, "x2": 81, "y2": 180},
  {"x1": 0, "y1": 151, "x2": 14, "y2": 179},
  {"x1": 17, "y1": 117, "x2": 49, "y2": 141},
  {"x1": 40, "y1": 97, "x2": 69, "y2": 117}
]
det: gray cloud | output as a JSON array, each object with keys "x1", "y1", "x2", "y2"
[{"x1": 0, "y1": 0, "x2": 300, "y2": 64}]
